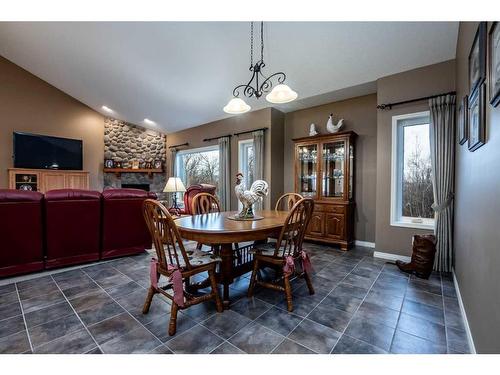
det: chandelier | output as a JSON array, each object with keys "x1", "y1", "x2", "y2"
[{"x1": 223, "y1": 22, "x2": 297, "y2": 114}]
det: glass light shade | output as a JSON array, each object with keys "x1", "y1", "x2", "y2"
[
  {"x1": 265, "y1": 84, "x2": 298, "y2": 104},
  {"x1": 223, "y1": 97, "x2": 251, "y2": 114},
  {"x1": 163, "y1": 177, "x2": 186, "y2": 193}
]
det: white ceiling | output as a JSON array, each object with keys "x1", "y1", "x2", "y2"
[{"x1": 0, "y1": 22, "x2": 458, "y2": 133}]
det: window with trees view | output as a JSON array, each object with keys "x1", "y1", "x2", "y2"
[
  {"x1": 391, "y1": 112, "x2": 435, "y2": 229},
  {"x1": 175, "y1": 145, "x2": 219, "y2": 207},
  {"x1": 238, "y1": 139, "x2": 255, "y2": 209}
]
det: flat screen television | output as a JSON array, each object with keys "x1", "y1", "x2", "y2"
[{"x1": 13, "y1": 132, "x2": 83, "y2": 170}]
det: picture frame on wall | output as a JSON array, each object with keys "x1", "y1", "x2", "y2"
[
  {"x1": 468, "y1": 83, "x2": 486, "y2": 152},
  {"x1": 468, "y1": 22, "x2": 487, "y2": 97},
  {"x1": 458, "y1": 95, "x2": 469, "y2": 145},
  {"x1": 489, "y1": 22, "x2": 500, "y2": 107}
]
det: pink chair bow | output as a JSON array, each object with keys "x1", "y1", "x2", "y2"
[
  {"x1": 150, "y1": 258, "x2": 184, "y2": 307},
  {"x1": 283, "y1": 255, "x2": 295, "y2": 275},
  {"x1": 300, "y1": 250, "x2": 313, "y2": 274}
]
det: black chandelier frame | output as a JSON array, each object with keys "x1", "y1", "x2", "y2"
[{"x1": 232, "y1": 22, "x2": 287, "y2": 100}]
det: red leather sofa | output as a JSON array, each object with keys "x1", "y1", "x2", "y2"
[
  {"x1": 44, "y1": 189, "x2": 102, "y2": 269},
  {"x1": 101, "y1": 188, "x2": 157, "y2": 259},
  {"x1": 179, "y1": 184, "x2": 217, "y2": 215},
  {"x1": 0, "y1": 190, "x2": 44, "y2": 277}
]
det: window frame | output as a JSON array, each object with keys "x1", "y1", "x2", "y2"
[
  {"x1": 390, "y1": 111, "x2": 435, "y2": 230},
  {"x1": 174, "y1": 144, "x2": 220, "y2": 206}
]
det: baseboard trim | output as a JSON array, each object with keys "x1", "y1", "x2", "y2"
[
  {"x1": 373, "y1": 251, "x2": 411, "y2": 263},
  {"x1": 354, "y1": 240, "x2": 376, "y2": 248},
  {"x1": 452, "y1": 269, "x2": 477, "y2": 354}
]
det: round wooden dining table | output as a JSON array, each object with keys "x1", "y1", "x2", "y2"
[{"x1": 175, "y1": 210, "x2": 289, "y2": 308}]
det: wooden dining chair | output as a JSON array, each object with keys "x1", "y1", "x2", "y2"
[
  {"x1": 142, "y1": 199, "x2": 223, "y2": 336},
  {"x1": 191, "y1": 192, "x2": 221, "y2": 215},
  {"x1": 274, "y1": 193, "x2": 303, "y2": 211},
  {"x1": 247, "y1": 197, "x2": 315, "y2": 312}
]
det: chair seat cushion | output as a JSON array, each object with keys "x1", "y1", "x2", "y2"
[
  {"x1": 250, "y1": 242, "x2": 278, "y2": 257},
  {"x1": 167, "y1": 246, "x2": 221, "y2": 269}
]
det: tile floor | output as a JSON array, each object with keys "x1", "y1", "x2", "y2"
[{"x1": 0, "y1": 244, "x2": 470, "y2": 354}]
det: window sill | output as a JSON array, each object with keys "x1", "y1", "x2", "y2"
[{"x1": 390, "y1": 220, "x2": 434, "y2": 231}]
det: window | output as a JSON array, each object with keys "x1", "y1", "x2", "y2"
[
  {"x1": 391, "y1": 111, "x2": 435, "y2": 229},
  {"x1": 238, "y1": 139, "x2": 254, "y2": 208},
  {"x1": 175, "y1": 145, "x2": 219, "y2": 207}
]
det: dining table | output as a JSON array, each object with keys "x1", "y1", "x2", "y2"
[{"x1": 175, "y1": 209, "x2": 289, "y2": 308}]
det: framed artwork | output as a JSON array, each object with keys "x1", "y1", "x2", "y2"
[
  {"x1": 131, "y1": 160, "x2": 140, "y2": 169},
  {"x1": 468, "y1": 83, "x2": 486, "y2": 152},
  {"x1": 469, "y1": 22, "x2": 487, "y2": 97},
  {"x1": 153, "y1": 160, "x2": 162, "y2": 169},
  {"x1": 145, "y1": 161, "x2": 152, "y2": 169},
  {"x1": 104, "y1": 159, "x2": 114, "y2": 168},
  {"x1": 489, "y1": 22, "x2": 500, "y2": 107},
  {"x1": 458, "y1": 95, "x2": 469, "y2": 145},
  {"x1": 113, "y1": 161, "x2": 122, "y2": 168}
]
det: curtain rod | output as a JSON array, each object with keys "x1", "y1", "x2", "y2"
[
  {"x1": 234, "y1": 127, "x2": 268, "y2": 137},
  {"x1": 168, "y1": 142, "x2": 189, "y2": 149},
  {"x1": 203, "y1": 134, "x2": 232, "y2": 142},
  {"x1": 377, "y1": 91, "x2": 456, "y2": 110}
]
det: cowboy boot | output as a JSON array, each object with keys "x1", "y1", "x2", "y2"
[{"x1": 396, "y1": 235, "x2": 437, "y2": 279}]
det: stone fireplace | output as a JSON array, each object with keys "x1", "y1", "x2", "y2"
[{"x1": 103, "y1": 117, "x2": 167, "y2": 199}]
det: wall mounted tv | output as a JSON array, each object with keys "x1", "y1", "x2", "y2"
[{"x1": 13, "y1": 132, "x2": 83, "y2": 170}]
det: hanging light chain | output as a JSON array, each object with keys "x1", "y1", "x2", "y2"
[
  {"x1": 250, "y1": 22, "x2": 254, "y2": 69},
  {"x1": 260, "y1": 21, "x2": 264, "y2": 64}
]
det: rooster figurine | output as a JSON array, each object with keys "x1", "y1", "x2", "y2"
[
  {"x1": 326, "y1": 113, "x2": 344, "y2": 133},
  {"x1": 234, "y1": 173, "x2": 269, "y2": 219}
]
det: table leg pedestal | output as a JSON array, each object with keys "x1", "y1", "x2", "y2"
[{"x1": 220, "y1": 243, "x2": 234, "y2": 309}]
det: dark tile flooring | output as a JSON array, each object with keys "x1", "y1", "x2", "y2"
[{"x1": 0, "y1": 244, "x2": 470, "y2": 354}]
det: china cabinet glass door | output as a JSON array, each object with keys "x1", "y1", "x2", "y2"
[
  {"x1": 321, "y1": 141, "x2": 345, "y2": 198},
  {"x1": 297, "y1": 144, "x2": 318, "y2": 198}
]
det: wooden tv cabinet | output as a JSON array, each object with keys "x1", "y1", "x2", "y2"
[{"x1": 8, "y1": 168, "x2": 89, "y2": 193}]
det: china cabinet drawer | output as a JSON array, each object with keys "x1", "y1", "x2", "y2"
[{"x1": 331, "y1": 205, "x2": 345, "y2": 214}]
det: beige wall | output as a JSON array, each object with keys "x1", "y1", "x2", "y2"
[
  {"x1": 454, "y1": 22, "x2": 500, "y2": 353},
  {"x1": 0, "y1": 56, "x2": 104, "y2": 190},
  {"x1": 284, "y1": 94, "x2": 378, "y2": 243},
  {"x1": 375, "y1": 60, "x2": 456, "y2": 255},
  {"x1": 166, "y1": 108, "x2": 284, "y2": 210}
]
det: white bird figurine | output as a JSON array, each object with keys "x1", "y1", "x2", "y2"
[
  {"x1": 326, "y1": 113, "x2": 344, "y2": 133},
  {"x1": 309, "y1": 123, "x2": 318, "y2": 136},
  {"x1": 234, "y1": 173, "x2": 269, "y2": 219}
]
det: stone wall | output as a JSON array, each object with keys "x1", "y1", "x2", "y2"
[{"x1": 103, "y1": 117, "x2": 167, "y2": 199}]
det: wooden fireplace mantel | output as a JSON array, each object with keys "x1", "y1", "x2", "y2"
[{"x1": 103, "y1": 168, "x2": 163, "y2": 178}]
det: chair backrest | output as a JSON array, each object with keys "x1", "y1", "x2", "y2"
[
  {"x1": 142, "y1": 199, "x2": 193, "y2": 270},
  {"x1": 275, "y1": 193, "x2": 303, "y2": 211},
  {"x1": 191, "y1": 192, "x2": 221, "y2": 215},
  {"x1": 183, "y1": 184, "x2": 217, "y2": 215},
  {"x1": 274, "y1": 198, "x2": 315, "y2": 258}
]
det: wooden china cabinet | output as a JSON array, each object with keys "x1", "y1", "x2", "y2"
[{"x1": 293, "y1": 131, "x2": 357, "y2": 250}]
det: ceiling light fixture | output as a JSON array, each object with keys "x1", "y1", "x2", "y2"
[
  {"x1": 223, "y1": 22, "x2": 297, "y2": 114},
  {"x1": 143, "y1": 118, "x2": 156, "y2": 126},
  {"x1": 101, "y1": 105, "x2": 114, "y2": 113}
]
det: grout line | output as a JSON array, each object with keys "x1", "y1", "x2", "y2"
[
  {"x1": 386, "y1": 267, "x2": 411, "y2": 353},
  {"x1": 14, "y1": 283, "x2": 34, "y2": 353},
  {"x1": 441, "y1": 272, "x2": 451, "y2": 353},
  {"x1": 79, "y1": 267, "x2": 164, "y2": 353},
  {"x1": 50, "y1": 274, "x2": 103, "y2": 354}
]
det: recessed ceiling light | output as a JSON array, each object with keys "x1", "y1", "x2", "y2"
[
  {"x1": 101, "y1": 105, "x2": 114, "y2": 113},
  {"x1": 143, "y1": 118, "x2": 156, "y2": 126}
]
